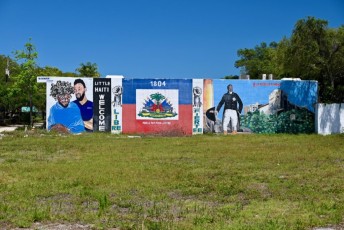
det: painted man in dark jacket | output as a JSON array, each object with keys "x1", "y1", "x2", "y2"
[{"x1": 215, "y1": 84, "x2": 243, "y2": 135}]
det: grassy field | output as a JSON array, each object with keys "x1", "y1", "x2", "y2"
[{"x1": 0, "y1": 130, "x2": 343, "y2": 229}]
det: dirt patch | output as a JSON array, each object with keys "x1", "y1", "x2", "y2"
[{"x1": 9, "y1": 222, "x2": 120, "y2": 230}]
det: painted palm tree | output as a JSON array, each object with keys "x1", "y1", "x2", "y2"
[{"x1": 150, "y1": 93, "x2": 165, "y2": 113}]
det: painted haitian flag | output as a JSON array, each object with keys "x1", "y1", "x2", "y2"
[{"x1": 122, "y1": 79, "x2": 193, "y2": 135}]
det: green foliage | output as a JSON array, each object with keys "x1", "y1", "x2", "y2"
[
  {"x1": 150, "y1": 92, "x2": 165, "y2": 103},
  {"x1": 0, "y1": 40, "x2": 97, "y2": 124},
  {"x1": 11, "y1": 39, "x2": 40, "y2": 126},
  {"x1": 284, "y1": 17, "x2": 344, "y2": 102},
  {"x1": 37, "y1": 66, "x2": 78, "y2": 77},
  {"x1": 235, "y1": 42, "x2": 280, "y2": 79},
  {"x1": 235, "y1": 16, "x2": 344, "y2": 102},
  {"x1": 275, "y1": 109, "x2": 315, "y2": 134},
  {"x1": 287, "y1": 17, "x2": 327, "y2": 77},
  {"x1": 241, "y1": 111, "x2": 277, "y2": 133},
  {"x1": 0, "y1": 56, "x2": 19, "y2": 116},
  {"x1": 241, "y1": 109, "x2": 315, "y2": 134},
  {"x1": 76, "y1": 61, "x2": 100, "y2": 77},
  {"x1": 14, "y1": 39, "x2": 38, "y2": 93},
  {"x1": 222, "y1": 75, "x2": 239, "y2": 79}
]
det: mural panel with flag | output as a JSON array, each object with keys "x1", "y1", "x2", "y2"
[{"x1": 122, "y1": 79, "x2": 193, "y2": 135}]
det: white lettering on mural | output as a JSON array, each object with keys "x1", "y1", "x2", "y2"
[
  {"x1": 95, "y1": 87, "x2": 110, "y2": 93},
  {"x1": 98, "y1": 94, "x2": 106, "y2": 131},
  {"x1": 142, "y1": 121, "x2": 171, "y2": 125},
  {"x1": 150, "y1": 81, "x2": 166, "y2": 87},
  {"x1": 94, "y1": 81, "x2": 110, "y2": 86}
]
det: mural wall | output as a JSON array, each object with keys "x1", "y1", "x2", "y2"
[
  {"x1": 316, "y1": 103, "x2": 344, "y2": 135},
  {"x1": 44, "y1": 77, "x2": 318, "y2": 135},
  {"x1": 122, "y1": 79, "x2": 193, "y2": 135},
  {"x1": 46, "y1": 77, "x2": 122, "y2": 134},
  {"x1": 46, "y1": 77, "x2": 93, "y2": 134},
  {"x1": 203, "y1": 79, "x2": 318, "y2": 134}
]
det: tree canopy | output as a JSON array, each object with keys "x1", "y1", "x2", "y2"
[
  {"x1": 235, "y1": 42, "x2": 279, "y2": 79},
  {"x1": 0, "y1": 41, "x2": 99, "y2": 125},
  {"x1": 76, "y1": 62, "x2": 100, "y2": 77},
  {"x1": 234, "y1": 16, "x2": 344, "y2": 102}
]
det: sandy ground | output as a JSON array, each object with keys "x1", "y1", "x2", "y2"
[
  {"x1": 0, "y1": 123, "x2": 44, "y2": 133},
  {"x1": 0, "y1": 126, "x2": 18, "y2": 133},
  {"x1": 0, "y1": 125, "x2": 22, "y2": 133}
]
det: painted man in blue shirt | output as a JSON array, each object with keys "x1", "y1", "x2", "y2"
[
  {"x1": 48, "y1": 80, "x2": 85, "y2": 134},
  {"x1": 73, "y1": 79, "x2": 94, "y2": 131}
]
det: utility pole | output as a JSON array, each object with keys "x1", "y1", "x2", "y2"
[
  {"x1": 28, "y1": 45, "x2": 33, "y2": 128},
  {"x1": 5, "y1": 57, "x2": 10, "y2": 122},
  {"x1": 5, "y1": 57, "x2": 10, "y2": 82}
]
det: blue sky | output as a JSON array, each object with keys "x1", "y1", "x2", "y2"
[{"x1": 0, "y1": 0, "x2": 343, "y2": 79}]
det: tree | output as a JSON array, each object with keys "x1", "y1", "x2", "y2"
[
  {"x1": 284, "y1": 17, "x2": 344, "y2": 102},
  {"x1": 0, "y1": 55, "x2": 19, "y2": 120},
  {"x1": 284, "y1": 17, "x2": 328, "y2": 79},
  {"x1": 13, "y1": 39, "x2": 38, "y2": 127},
  {"x1": 235, "y1": 42, "x2": 280, "y2": 79},
  {"x1": 274, "y1": 37, "x2": 292, "y2": 78},
  {"x1": 38, "y1": 66, "x2": 79, "y2": 77},
  {"x1": 222, "y1": 75, "x2": 239, "y2": 79},
  {"x1": 76, "y1": 62, "x2": 100, "y2": 77},
  {"x1": 235, "y1": 16, "x2": 344, "y2": 102}
]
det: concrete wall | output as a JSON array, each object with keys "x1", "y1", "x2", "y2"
[{"x1": 316, "y1": 103, "x2": 344, "y2": 135}]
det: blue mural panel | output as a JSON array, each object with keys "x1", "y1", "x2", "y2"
[
  {"x1": 123, "y1": 79, "x2": 192, "y2": 104},
  {"x1": 206, "y1": 79, "x2": 318, "y2": 134}
]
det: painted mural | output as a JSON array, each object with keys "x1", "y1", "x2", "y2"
[
  {"x1": 46, "y1": 77, "x2": 93, "y2": 134},
  {"x1": 203, "y1": 79, "x2": 318, "y2": 134},
  {"x1": 46, "y1": 77, "x2": 122, "y2": 134},
  {"x1": 122, "y1": 79, "x2": 193, "y2": 135},
  {"x1": 192, "y1": 79, "x2": 204, "y2": 134},
  {"x1": 44, "y1": 77, "x2": 318, "y2": 135}
]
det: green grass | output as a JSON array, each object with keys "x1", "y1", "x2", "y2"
[{"x1": 0, "y1": 130, "x2": 343, "y2": 229}]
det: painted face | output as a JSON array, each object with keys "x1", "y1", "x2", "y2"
[
  {"x1": 57, "y1": 94, "x2": 71, "y2": 107},
  {"x1": 74, "y1": 83, "x2": 86, "y2": 100}
]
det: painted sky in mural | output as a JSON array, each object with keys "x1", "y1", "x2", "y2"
[
  {"x1": 207, "y1": 79, "x2": 318, "y2": 134},
  {"x1": 212, "y1": 80, "x2": 317, "y2": 118}
]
